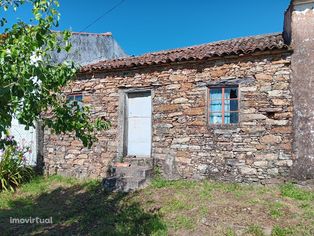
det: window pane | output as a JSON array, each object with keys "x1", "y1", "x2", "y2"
[
  {"x1": 75, "y1": 95, "x2": 83, "y2": 101},
  {"x1": 210, "y1": 113, "x2": 222, "y2": 124},
  {"x1": 225, "y1": 87, "x2": 238, "y2": 99},
  {"x1": 224, "y1": 100, "x2": 238, "y2": 111},
  {"x1": 210, "y1": 88, "x2": 222, "y2": 100},
  {"x1": 224, "y1": 112, "x2": 238, "y2": 124},
  {"x1": 67, "y1": 95, "x2": 74, "y2": 101},
  {"x1": 210, "y1": 100, "x2": 222, "y2": 112},
  {"x1": 67, "y1": 94, "x2": 83, "y2": 109},
  {"x1": 224, "y1": 112, "x2": 230, "y2": 124}
]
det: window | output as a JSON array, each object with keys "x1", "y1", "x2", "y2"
[
  {"x1": 67, "y1": 93, "x2": 83, "y2": 108},
  {"x1": 208, "y1": 86, "x2": 239, "y2": 124}
]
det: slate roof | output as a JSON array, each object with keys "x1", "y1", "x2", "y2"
[{"x1": 81, "y1": 33, "x2": 289, "y2": 73}]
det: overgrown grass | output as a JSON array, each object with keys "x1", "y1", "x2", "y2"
[
  {"x1": 170, "y1": 215, "x2": 195, "y2": 230},
  {"x1": 246, "y1": 224, "x2": 265, "y2": 236},
  {"x1": 150, "y1": 178, "x2": 197, "y2": 189},
  {"x1": 0, "y1": 175, "x2": 167, "y2": 235},
  {"x1": 271, "y1": 225, "x2": 294, "y2": 236},
  {"x1": 0, "y1": 176, "x2": 313, "y2": 235},
  {"x1": 280, "y1": 183, "x2": 314, "y2": 201},
  {"x1": 269, "y1": 201, "x2": 284, "y2": 219}
]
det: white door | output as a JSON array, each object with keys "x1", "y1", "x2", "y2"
[{"x1": 127, "y1": 92, "x2": 152, "y2": 157}]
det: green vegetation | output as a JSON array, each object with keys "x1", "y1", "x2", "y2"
[
  {"x1": 225, "y1": 227, "x2": 236, "y2": 236},
  {"x1": 269, "y1": 202, "x2": 284, "y2": 219},
  {"x1": 0, "y1": 175, "x2": 167, "y2": 235},
  {"x1": 246, "y1": 224, "x2": 265, "y2": 236},
  {"x1": 271, "y1": 225, "x2": 294, "y2": 236},
  {"x1": 280, "y1": 183, "x2": 314, "y2": 201},
  {"x1": 0, "y1": 145, "x2": 34, "y2": 191},
  {"x1": 1, "y1": 0, "x2": 109, "y2": 150},
  {"x1": 0, "y1": 176, "x2": 313, "y2": 235}
]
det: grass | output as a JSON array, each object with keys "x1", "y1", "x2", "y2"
[
  {"x1": 0, "y1": 176, "x2": 313, "y2": 235},
  {"x1": 246, "y1": 224, "x2": 265, "y2": 236},
  {"x1": 271, "y1": 225, "x2": 294, "y2": 236},
  {"x1": 269, "y1": 201, "x2": 284, "y2": 219},
  {"x1": 170, "y1": 215, "x2": 195, "y2": 230},
  {"x1": 225, "y1": 227, "x2": 236, "y2": 236},
  {"x1": 280, "y1": 183, "x2": 314, "y2": 201}
]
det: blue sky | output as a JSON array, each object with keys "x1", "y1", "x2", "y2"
[{"x1": 2, "y1": 0, "x2": 291, "y2": 56}]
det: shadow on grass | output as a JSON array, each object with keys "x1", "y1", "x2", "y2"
[{"x1": 0, "y1": 181, "x2": 166, "y2": 235}]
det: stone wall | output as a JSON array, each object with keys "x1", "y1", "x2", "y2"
[{"x1": 43, "y1": 50, "x2": 294, "y2": 183}]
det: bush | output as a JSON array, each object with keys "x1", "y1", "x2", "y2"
[{"x1": 0, "y1": 142, "x2": 34, "y2": 191}]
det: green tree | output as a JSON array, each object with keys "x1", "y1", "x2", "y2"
[{"x1": 0, "y1": 0, "x2": 109, "y2": 148}]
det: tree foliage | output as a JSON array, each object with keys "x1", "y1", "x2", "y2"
[{"x1": 0, "y1": 0, "x2": 110, "y2": 148}]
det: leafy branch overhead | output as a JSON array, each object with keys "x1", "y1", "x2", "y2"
[{"x1": 0, "y1": 0, "x2": 110, "y2": 148}]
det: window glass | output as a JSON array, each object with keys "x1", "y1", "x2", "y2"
[
  {"x1": 230, "y1": 113, "x2": 239, "y2": 123},
  {"x1": 225, "y1": 100, "x2": 238, "y2": 111},
  {"x1": 210, "y1": 113, "x2": 222, "y2": 124},
  {"x1": 209, "y1": 86, "x2": 239, "y2": 125},
  {"x1": 75, "y1": 95, "x2": 83, "y2": 101},
  {"x1": 210, "y1": 88, "x2": 222, "y2": 100},
  {"x1": 210, "y1": 100, "x2": 222, "y2": 112},
  {"x1": 67, "y1": 94, "x2": 83, "y2": 109},
  {"x1": 225, "y1": 88, "x2": 238, "y2": 99}
]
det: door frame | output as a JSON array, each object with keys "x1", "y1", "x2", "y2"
[{"x1": 117, "y1": 88, "x2": 153, "y2": 159}]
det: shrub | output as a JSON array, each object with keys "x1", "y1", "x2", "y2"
[{"x1": 0, "y1": 142, "x2": 34, "y2": 191}]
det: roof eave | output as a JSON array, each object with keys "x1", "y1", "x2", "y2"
[{"x1": 78, "y1": 47, "x2": 292, "y2": 75}]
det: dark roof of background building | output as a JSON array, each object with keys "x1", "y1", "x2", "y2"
[
  {"x1": 81, "y1": 33, "x2": 290, "y2": 73},
  {"x1": 51, "y1": 31, "x2": 128, "y2": 66}
]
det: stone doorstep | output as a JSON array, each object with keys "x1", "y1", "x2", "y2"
[
  {"x1": 102, "y1": 176, "x2": 148, "y2": 192},
  {"x1": 104, "y1": 157, "x2": 153, "y2": 192},
  {"x1": 115, "y1": 166, "x2": 153, "y2": 178},
  {"x1": 123, "y1": 157, "x2": 154, "y2": 167},
  {"x1": 117, "y1": 177, "x2": 148, "y2": 192}
]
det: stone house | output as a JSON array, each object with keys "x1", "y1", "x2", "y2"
[{"x1": 43, "y1": 0, "x2": 314, "y2": 187}]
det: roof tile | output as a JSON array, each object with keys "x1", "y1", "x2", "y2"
[{"x1": 81, "y1": 33, "x2": 289, "y2": 73}]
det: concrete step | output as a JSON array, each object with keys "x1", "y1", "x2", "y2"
[
  {"x1": 123, "y1": 157, "x2": 154, "y2": 168},
  {"x1": 114, "y1": 166, "x2": 153, "y2": 179},
  {"x1": 102, "y1": 176, "x2": 149, "y2": 192},
  {"x1": 104, "y1": 157, "x2": 153, "y2": 192},
  {"x1": 118, "y1": 177, "x2": 147, "y2": 192}
]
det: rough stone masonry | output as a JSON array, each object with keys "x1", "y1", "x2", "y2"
[{"x1": 43, "y1": 0, "x2": 314, "y2": 183}]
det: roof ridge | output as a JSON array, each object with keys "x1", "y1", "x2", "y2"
[
  {"x1": 51, "y1": 30, "x2": 113, "y2": 36},
  {"x1": 140, "y1": 32, "x2": 283, "y2": 57},
  {"x1": 71, "y1": 31, "x2": 112, "y2": 36}
]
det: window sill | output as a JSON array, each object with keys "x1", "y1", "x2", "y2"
[{"x1": 207, "y1": 123, "x2": 239, "y2": 130}]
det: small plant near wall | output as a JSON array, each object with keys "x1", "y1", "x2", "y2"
[
  {"x1": 118, "y1": 155, "x2": 125, "y2": 163},
  {"x1": 153, "y1": 165, "x2": 162, "y2": 179},
  {"x1": 0, "y1": 136, "x2": 34, "y2": 192},
  {"x1": 111, "y1": 156, "x2": 131, "y2": 168}
]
